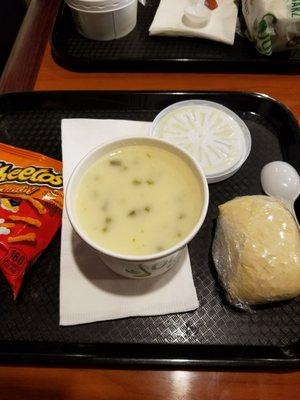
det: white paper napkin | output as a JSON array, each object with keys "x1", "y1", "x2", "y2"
[
  {"x1": 149, "y1": 0, "x2": 238, "y2": 46},
  {"x1": 60, "y1": 119, "x2": 199, "y2": 326}
]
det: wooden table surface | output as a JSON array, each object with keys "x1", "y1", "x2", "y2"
[{"x1": 1, "y1": 23, "x2": 300, "y2": 400}]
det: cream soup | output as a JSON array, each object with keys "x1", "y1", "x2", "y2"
[{"x1": 75, "y1": 144, "x2": 202, "y2": 255}]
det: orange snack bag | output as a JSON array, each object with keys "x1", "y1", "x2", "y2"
[{"x1": 0, "y1": 143, "x2": 63, "y2": 299}]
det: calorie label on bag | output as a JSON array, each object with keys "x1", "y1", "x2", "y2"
[{"x1": 0, "y1": 248, "x2": 28, "y2": 277}]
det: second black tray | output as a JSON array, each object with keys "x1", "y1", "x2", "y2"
[
  {"x1": 0, "y1": 91, "x2": 300, "y2": 368},
  {"x1": 51, "y1": 0, "x2": 300, "y2": 72}
]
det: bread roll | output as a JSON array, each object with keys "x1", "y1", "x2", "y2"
[{"x1": 213, "y1": 195, "x2": 300, "y2": 306}]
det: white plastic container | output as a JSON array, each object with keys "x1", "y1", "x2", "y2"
[
  {"x1": 65, "y1": 0, "x2": 138, "y2": 41},
  {"x1": 151, "y1": 100, "x2": 252, "y2": 183},
  {"x1": 183, "y1": 0, "x2": 211, "y2": 28}
]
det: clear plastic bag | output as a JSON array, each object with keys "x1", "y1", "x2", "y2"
[{"x1": 212, "y1": 195, "x2": 300, "y2": 309}]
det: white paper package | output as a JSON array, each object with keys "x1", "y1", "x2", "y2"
[{"x1": 241, "y1": 0, "x2": 300, "y2": 55}]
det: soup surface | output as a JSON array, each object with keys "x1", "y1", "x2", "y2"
[{"x1": 75, "y1": 144, "x2": 203, "y2": 255}]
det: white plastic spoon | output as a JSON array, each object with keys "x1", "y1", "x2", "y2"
[{"x1": 261, "y1": 161, "x2": 300, "y2": 229}]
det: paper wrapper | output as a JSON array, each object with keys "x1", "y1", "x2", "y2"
[{"x1": 241, "y1": 0, "x2": 300, "y2": 55}]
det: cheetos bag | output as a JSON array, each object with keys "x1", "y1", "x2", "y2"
[{"x1": 0, "y1": 143, "x2": 63, "y2": 299}]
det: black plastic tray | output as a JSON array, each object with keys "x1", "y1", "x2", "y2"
[
  {"x1": 0, "y1": 91, "x2": 300, "y2": 369},
  {"x1": 51, "y1": 1, "x2": 300, "y2": 72}
]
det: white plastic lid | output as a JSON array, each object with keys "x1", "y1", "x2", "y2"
[
  {"x1": 65, "y1": 0, "x2": 135, "y2": 12},
  {"x1": 151, "y1": 100, "x2": 251, "y2": 183}
]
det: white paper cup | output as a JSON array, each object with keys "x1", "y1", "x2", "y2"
[
  {"x1": 65, "y1": 0, "x2": 138, "y2": 41},
  {"x1": 66, "y1": 136, "x2": 209, "y2": 279}
]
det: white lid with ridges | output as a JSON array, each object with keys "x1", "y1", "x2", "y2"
[{"x1": 151, "y1": 100, "x2": 251, "y2": 183}]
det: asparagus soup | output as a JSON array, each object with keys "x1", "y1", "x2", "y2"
[{"x1": 75, "y1": 144, "x2": 203, "y2": 256}]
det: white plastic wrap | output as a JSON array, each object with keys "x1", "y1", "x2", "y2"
[
  {"x1": 241, "y1": 0, "x2": 300, "y2": 55},
  {"x1": 212, "y1": 195, "x2": 300, "y2": 309}
]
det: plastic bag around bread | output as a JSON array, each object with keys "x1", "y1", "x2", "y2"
[{"x1": 212, "y1": 195, "x2": 300, "y2": 309}]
